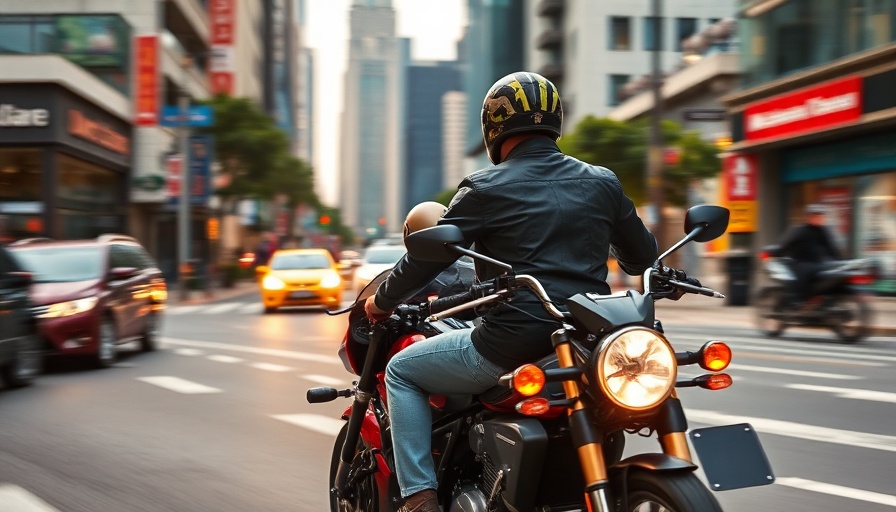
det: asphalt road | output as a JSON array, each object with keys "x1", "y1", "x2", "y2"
[{"x1": 1, "y1": 291, "x2": 894, "y2": 511}]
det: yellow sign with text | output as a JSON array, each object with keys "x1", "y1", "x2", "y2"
[{"x1": 728, "y1": 200, "x2": 757, "y2": 233}]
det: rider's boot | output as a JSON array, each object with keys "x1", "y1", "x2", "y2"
[{"x1": 397, "y1": 489, "x2": 440, "y2": 512}]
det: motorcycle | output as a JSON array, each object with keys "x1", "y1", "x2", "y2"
[
  {"x1": 309, "y1": 205, "x2": 774, "y2": 512},
  {"x1": 754, "y1": 245, "x2": 877, "y2": 342}
]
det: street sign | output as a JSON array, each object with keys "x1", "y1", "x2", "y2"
[
  {"x1": 683, "y1": 109, "x2": 727, "y2": 122},
  {"x1": 160, "y1": 105, "x2": 214, "y2": 127}
]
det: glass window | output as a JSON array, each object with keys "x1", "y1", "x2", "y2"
[
  {"x1": 58, "y1": 153, "x2": 120, "y2": 205},
  {"x1": 676, "y1": 18, "x2": 698, "y2": 51},
  {"x1": 609, "y1": 17, "x2": 631, "y2": 50},
  {"x1": 10, "y1": 246, "x2": 105, "y2": 283},
  {"x1": 110, "y1": 245, "x2": 145, "y2": 269},
  {"x1": 270, "y1": 252, "x2": 331, "y2": 270},
  {"x1": 363, "y1": 247, "x2": 406, "y2": 265},
  {"x1": 643, "y1": 16, "x2": 664, "y2": 51},
  {"x1": 608, "y1": 74, "x2": 630, "y2": 107},
  {"x1": 0, "y1": 149, "x2": 43, "y2": 202},
  {"x1": 0, "y1": 21, "x2": 32, "y2": 54}
]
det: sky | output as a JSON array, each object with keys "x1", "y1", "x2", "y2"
[{"x1": 304, "y1": 0, "x2": 467, "y2": 206}]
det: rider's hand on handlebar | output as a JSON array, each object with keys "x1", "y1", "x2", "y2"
[{"x1": 364, "y1": 296, "x2": 392, "y2": 323}]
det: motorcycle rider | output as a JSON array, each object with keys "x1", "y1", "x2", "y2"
[
  {"x1": 776, "y1": 203, "x2": 842, "y2": 307},
  {"x1": 364, "y1": 71, "x2": 658, "y2": 512}
]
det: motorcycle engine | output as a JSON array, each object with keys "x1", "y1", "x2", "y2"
[{"x1": 448, "y1": 484, "x2": 489, "y2": 512}]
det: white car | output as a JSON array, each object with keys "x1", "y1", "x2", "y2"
[{"x1": 353, "y1": 245, "x2": 407, "y2": 295}]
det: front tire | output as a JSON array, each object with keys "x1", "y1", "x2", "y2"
[
  {"x1": 626, "y1": 471, "x2": 722, "y2": 512},
  {"x1": 831, "y1": 294, "x2": 870, "y2": 343},
  {"x1": 140, "y1": 310, "x2": 159, "y2": 352},
  {"x1": 95, "y1": 316, "x2": 117, "y2": 368},
  {"x1": 329, "y1": 423, "x2": 380, "y2": 512},
  {"x1": 1, "y1": 336, "x2": 42, "y2": 388},
  {"x1": 754, "y1": 287, "x2": 787, "y2": 337}
]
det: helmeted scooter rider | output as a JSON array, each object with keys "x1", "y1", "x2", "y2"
[{"x1": 776, "y1": 203, "x2": 842, "y2": 307}]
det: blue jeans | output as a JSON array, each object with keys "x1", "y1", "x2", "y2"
[{"x1": 385, "y1": 328, "x2": 505, "y2": 497}]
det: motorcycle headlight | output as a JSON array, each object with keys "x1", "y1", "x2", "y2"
[
  {"x1": 594, "y1": 327, "x2": 677, "y2": 410},
  {"x1": 262, "y1": 275, "x2": 286, "y2": 290},
  {"x1": 38, "y1": 297, "x2": 99, "y2": 318}
]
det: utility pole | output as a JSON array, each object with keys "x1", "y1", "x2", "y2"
[
  {"x1": 177, "y1": 56, "x2": 192, "y2": 300},
  {"x1": 648, "y1": 0, "x2": 666, "y2": 240}
]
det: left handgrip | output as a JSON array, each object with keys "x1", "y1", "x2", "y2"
[{"x1": 307, "y1": 387, "x2": 338, "y2": 403}]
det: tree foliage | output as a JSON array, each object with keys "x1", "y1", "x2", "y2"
[{"x1": 558, "y1": 116, "x2": 722, "y2": 206}]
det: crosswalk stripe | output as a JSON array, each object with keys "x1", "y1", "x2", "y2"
[
  {"x1": 240, "y1": 303, "x2": 262, "y2": 314},
  {"x1": 166, "y1": 305, "x2": 202, "y2": 315},
  {"x1": 201, "y1": 303, "x2": 243, "y2": 314},
  {"x1": 786, "y1": 384, "x2": 896, "y2": 404},
  {"x1": 207, "y1": 354, "x2": 245, "y2": 364},
  {"x1": 304, "y1": 374, "x2": 350, "y2": 386},
  {"x1": 250, "y1": 362, "x2": 293, "y2": 372},
  {"x1": 137, "y1": 376, "x2": 222, "y2": 394},
  {"x1": 729, "y1": 364, "x2": 861, "y2": 380},
  {"x1": 687, "y1": 409, "x2": 896, "y2": 453},
  {"x1": 161, "y1": 337, "x2": 342, "y2": 365},
  {"x1": 173, "y1": 348, "x2": 204, "y2": 356},
  {"x1": 776, "y1": 477, "x2": 896, "y2": 507},
  {"x1": 0, "y1": 484, "x2": 59, "y2": 511},
  {"x1": 272, "y1": 413, "x2": 344, "y2": 436}
]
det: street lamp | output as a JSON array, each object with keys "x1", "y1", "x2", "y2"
[{"x1": 647, "y1": 0, "x2": 666, "y2": 239}]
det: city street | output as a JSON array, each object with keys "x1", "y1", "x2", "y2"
[{"x1": 1, "y1": 290, "x2": 895, "y2": 511}]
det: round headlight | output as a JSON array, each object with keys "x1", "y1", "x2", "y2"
[{"x1": 594, "y1": 327, "x2": 677, "y2": 410}]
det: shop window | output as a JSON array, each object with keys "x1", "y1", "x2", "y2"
[
  {"x1": 0, "y1": 149, "x2": 42, "y2": 201},
  {"x1": 609, "y1": 17, "x2": 631, "y2": 51},
  {"x1": 856, "y1": 173, "x2": 896, "y2": 294},
  {"x1": 0, "y1": 20, "x2": 31, "y2": 54},
  {"x1": 57, "y1": 153, "x2": 120, "y2": 205}
]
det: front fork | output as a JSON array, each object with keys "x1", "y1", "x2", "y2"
[{"x1": 551, "y1": 329, "x2": 692, "y2": 512}]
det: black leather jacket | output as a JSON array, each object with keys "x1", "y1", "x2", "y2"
[{"x1": 375, "y1": 137, "x2": 658, "y2": 369}]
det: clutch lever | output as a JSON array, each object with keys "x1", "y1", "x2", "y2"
[{"x1": 666, "y1": 278, "x2": 726, "y2": 298}]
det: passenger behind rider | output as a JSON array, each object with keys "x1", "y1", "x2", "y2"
[
  {"x1": 364, "y1": 71, "x2": 658, "y2": 512},
  {"x1": 775, "y1": 203, "x2": 842, "y2": 307}
]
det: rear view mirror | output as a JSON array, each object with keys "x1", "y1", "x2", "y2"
[
  {"x1": 684, "y1": 205, "x2": 730, "y2": 242},
  {"x1": 404, "y1": 225, "x2": 465, "y2": 263}
]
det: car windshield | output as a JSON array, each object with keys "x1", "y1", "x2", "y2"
[
  {"x1": 11, "y1": 247, "x2": 105, "y2": 283},
  {"x1": 364, "y1": 247, "x2": 406, "y2": 265},
  {"x1": 270, "y1": 253, "x2": 331, "y2": 270}
]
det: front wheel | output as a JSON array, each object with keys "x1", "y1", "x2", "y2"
[
  {"x1": 754, "y1": 287, "x2": 787, "y2": 337},
  {"x1": 329, "y1": 423, "x2": 380, "y2": 512},
  {"x1": 626, "y1": 471, "x2": 722, "y2": 512}
]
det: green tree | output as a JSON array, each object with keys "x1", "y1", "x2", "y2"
[{"x1": 558, "y1": 116, "x2": 721, "y2": 206}]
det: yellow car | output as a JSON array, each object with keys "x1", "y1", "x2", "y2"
[{"x1": 255, "y1": 248, "x2": 343, "y2": 313}]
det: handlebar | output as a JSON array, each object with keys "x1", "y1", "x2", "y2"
[{"x1": 428, "y1": 282, "x2": 496, "y2": 314}]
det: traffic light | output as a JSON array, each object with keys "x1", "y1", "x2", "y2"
[{"x1": 319, "y1": 214, "x2": 331, "y2": 226}]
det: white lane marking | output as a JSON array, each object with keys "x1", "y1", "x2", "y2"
[
  {"x1": 239, "y1": 303, "x2": 262, "y2": 314},
  {"x1": 304, "y1": 374, "x2": 349, "y2": 386},
  {"x1": 137, "y1": 376, "x2": 222, "y2": 394},
  {"x1": 207, "y1": 354, "x2": 245, "y2": 364},
  {"x1": 166, "y1": 305, "x2": 202, "y2": 315},
  {"x1": 201, "y1": 303, "x2": 243, "y2": 314},
  {"x1": 174, "y1": 348, "x2": 204, "y2": 356},
  {"x1": 250, "y1": 362, "x2": 293, "y2": 372},
  {"x1": 687, "y1": 409, "x2": 896, "y2": 453},
  {"x1": 0, "y1": 484, "x2": 60, "y2": 511},
  {"x1": 776, "y1": 477, "x2": 896, "y2": 507},
  {"x1": 786, "y1": 384, "x2": 896, "y2": 404},
  {"x1": 729, "y1": 364, "x2": 861, "y2": 380},
  {"x1": 161, "y1": 337, "x2": 342, "y2": 365},
  {"x1": 721, "y1": 340, "x2": 896, "y2": 364},
  {"x1": 273, "y1": 414, "x2": 344, "y2": 436},
  {"x1": 672, "y1": 332, "x2": 893, "y2": 359}
]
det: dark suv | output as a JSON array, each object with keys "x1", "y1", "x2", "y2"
[
  {"x1": 0, "y1": 243, "x2": 41, "y2": 388},
  {"x1": 8, "y1": 234, "x2": 167, "y2": 368}
]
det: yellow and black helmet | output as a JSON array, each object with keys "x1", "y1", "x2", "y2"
[{"x1": 481, "y1": 71, "x2": 563, "y2": 164}]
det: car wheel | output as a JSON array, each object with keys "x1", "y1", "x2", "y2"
[
  {"x1": 264, "y1": 306, "x2": 277, "y2": 314},
  {"x1": 1, "y1": 335, "x2": 43, "y2": 388},
  {"x1": 95, "y1": 316, "x2": 118, "y2": 368},
  {"x1": 140, "y1": 310, "x2": 159, "y2": 352}
]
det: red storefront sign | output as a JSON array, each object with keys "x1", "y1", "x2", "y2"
[
  {"x1": 134, "y1": 35, "x2": 159, "y2": 126},
  {"x1": 723, "y1": 154, "x2": 758, "y2": 233},
  {"x1": 166, "y1": 154, "x2": 183, "y2": 198},
  {"x1": 744, "y1": 76, "x2": 862, "y2": 141},
  {"x1": 209, "y1": 0, "x2": 235, "y2": 96}
]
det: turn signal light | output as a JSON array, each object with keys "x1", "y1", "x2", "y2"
[
  {"x1": 515, "y1": 397, "x2": 551, "y2": 416},
  {"x1": 704, "y1": 373, "x2": 733, "y2": 390},
  {"x1": 512, "y1": 364, "x2": 545, "y2": 397},
  {"x1": 702, "y1": 341, "x2": 732, "y2": 372}
]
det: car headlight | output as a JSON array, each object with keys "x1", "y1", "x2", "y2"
[
  {"x1": 262, "y1": 275, "x2": 286, "y2": 290},
  {"x1": 594, "y1": 327, "x2": 677, "y2": 410},
  {"x1": 320, "y1": 271, "x2": 342, "y2": 289},
  {"x1": 37, "y1": 297, "x2": 99, "y2": 318}
]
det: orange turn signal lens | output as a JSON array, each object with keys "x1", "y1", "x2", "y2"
[
  {"x1": 706, "y1": 373, "x2": 733, "y2": 390},
  {"x1": 512, "y1": 364, "x2": 546, "y2": 397},
  {"x1": 702, "y1": 341, "x2": 732, "y2": 372},
  {"x1": 515, "y1": 397, "x2": 551, "y2": 416}
]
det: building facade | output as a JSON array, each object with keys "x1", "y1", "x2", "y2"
[{"x1": 725, "y1": 0, "x2": 896, "y2": 294}]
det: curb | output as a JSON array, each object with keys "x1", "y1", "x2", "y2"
[{"x1": 167, "y1": 281, "x2": 257, "y2": 306}]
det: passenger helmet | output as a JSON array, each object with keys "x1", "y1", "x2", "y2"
[
  {"x1": 403, "y1": 201, "x2": 447, "y2": 238},
  {"x1": 481, "y1": 71, "x2": 563, "y2": 164}
]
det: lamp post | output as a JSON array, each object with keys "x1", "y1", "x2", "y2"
[
  {"x1": 647, "y1": 0, "x2": 665, "y2": 239},
  {"x1": 177, "y1": 56, "x2": 193, "y2": 300}
]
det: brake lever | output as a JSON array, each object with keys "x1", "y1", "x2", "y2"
[{"x1": 666, "y1": 279, "x2": 726, "y2": 298}]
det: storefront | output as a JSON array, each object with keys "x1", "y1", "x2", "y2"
[
  {"x1": 724, "y1": 51, "x2": 896, "y2": 294},
  {"x1": 0, "y1": 83, "x2": 131, "y2": 242}
]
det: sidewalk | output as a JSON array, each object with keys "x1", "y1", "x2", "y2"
[{"x1": 166, "y1": 279, "x2": 257, "y2": 306}]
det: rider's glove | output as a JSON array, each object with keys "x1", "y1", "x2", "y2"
[{"x1": 364, "y1": 295, "x2": 392, "y2": 322}]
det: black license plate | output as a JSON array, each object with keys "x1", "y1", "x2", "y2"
[
  {"x1": 289, "y1": 290, "x2": 316, "y2": 299},
  {"x1": 689, "y1": 423, "x2": 775, "y2": 491}
]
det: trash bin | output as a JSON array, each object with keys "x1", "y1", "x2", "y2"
[{"x1": 725, "y1": 252, "x2": 753, "y2": 306}]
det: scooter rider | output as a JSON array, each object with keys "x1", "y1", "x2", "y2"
[
  {"x1": 776, "y1": 203, "x2": 842, "y2": 306},
  {"x1": 364, "y1": 71, "x2": 658, "y2": 512}
]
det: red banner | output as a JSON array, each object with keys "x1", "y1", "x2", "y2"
[
  {"x1": 209, "y1": 0, "x2": 235, "y2": 96},
  {"x1": 723, "y1": 154, "x2": 758, "y2": 233},
  {"x1": 134, "y1": 35, "x2": 159, "y2": 126},
  {"x1": 744, "y1": 76, "x2": 862, "y2": 141}
]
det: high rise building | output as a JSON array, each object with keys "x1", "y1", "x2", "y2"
[
  {"x1": 442, "y1": 90, "x2": 468, "y2": 190},
  {"x1": 339, "y1": 0, "x2": 408, "y2": 238}
]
